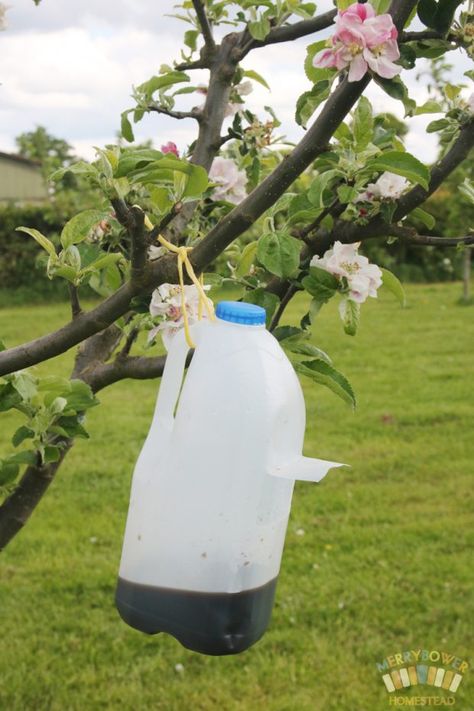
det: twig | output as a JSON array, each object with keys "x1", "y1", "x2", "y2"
[
  {"x1": 147, "y1": 103, "x2": 201, "y2": 121},
  {"x1": 192, "y1": 0, "x2": 216, "y2": 52},
  {"x1": 118, "y1": 328, "x2": 139, "y2": 359},
  {"x1": 269, "y1": 284, "x2": 300, "y2": 332},
  {"x1": 386, "y1": 224, "x2": 474, "y2": 246},
  {"x1": 68, "y1": 284, "x2": 82, "y2": 319}
]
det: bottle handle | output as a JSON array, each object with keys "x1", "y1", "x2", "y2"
[
  {"x1": 153, "y1": 329, "x2": 191, "y2": 431},
  {"x1": 268, "y1": 455, "x2": 346, "y2": 482}
]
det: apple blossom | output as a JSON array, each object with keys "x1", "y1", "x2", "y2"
[
  {"x1": 149, "y1": 283, "x2": 213, "y2": 349},
  {"x1": 161, "y1": 141, "x2": 179, "y2": 157},
  {"x1": 313, "y1": 2, "x2": 400, "y2": 82},
  {"x1": 358, "y1": 171, "x2": 409, "y2": 201},
  {"x1": 310, "y1": 241, "x2": 382, "y2": 304},
  {"x1": 209, "y1": 157, "x2": 247, "y2": 204}
]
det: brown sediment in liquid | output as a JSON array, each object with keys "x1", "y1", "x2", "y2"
[{"x1": 116, "y1": 576, "x2": 278, "y2": 656}]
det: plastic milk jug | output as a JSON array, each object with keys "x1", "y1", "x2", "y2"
[{"x1": 116, "y1": 301, "x2": 343, "y2": 655}]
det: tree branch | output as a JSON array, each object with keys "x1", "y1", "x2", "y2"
[
  {"x1": 385, "y1": 224, "x2": 474, "y2": 246},
  {"x1": 192, "y1": 0, "x2": 216, "y2": 52},
  {"x1": 0, "y1": 0, "x2": 418, "y2": 379},
  {"x1": 239, "y1": 10, "x2": 336, "y2": 56},
  {"x1": 147, "y1": 103, "x2": 201, "y2": 121}
]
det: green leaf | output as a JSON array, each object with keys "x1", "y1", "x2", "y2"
[
  {"x1": 121, "y1": 111, "x2": 134, "y2": 143},
  {"x1": 12, "y1": 426, "x2": 35, "y2": 447},
  {"x1": 136, "y1": 71, "x2": 189, "y2": 99},
  {"x1": 16, "y1": 227, "x2": 56, "y2": 258},
  {"x1": 353, "y1": 96, "x2": 373, "y2": 150},
  {"x1": 426, "y1": 118, "x2": 450, "y2": 133},
  {"x1": 242, "y1": 69, "x2": 270, "y2": 90},
  {"x1": 9, "y1": 451, "x2": 36, "y2": 466},
  {"x1": 61, "y1": 210, "x2": 108, "y2": 249},
  {"x1": 410, "y1": 207, "x2": 435, "y2": 230},
  {"x1": 459, "y1": 179, "x2": 474, "y2": 205},
  {"x1": 11, "y1": 372, "x2": 38, "y2": 401},
  {"x1": 380, "y1": 267, "x2": 406, "y2": 307},
  {"x1": 80, "y1": 253, "x2": 123, "y2": 275},
  {"x1": 182, "y1": 164, "x2": 209, "y2": 199},
  {"x1": 417, "y1": 0, "x2": 438, "y2": 28},
  {"x1": 444, "y1": 83, "x2": 461, "y2": 101},
  {"x1": 304, "y1": 41, "x2": 335, "y2": 83},
  {"x1": 65, "y1": 380, "x2": 98, "y2": 412},
  {"x1": 373, "y1": 76, "x2": 416, "y2": 117},
  {"x1": 49, "y1": 265, "x2": 78, "y2": 283},
  {"x1": 0, "y1": 382, "x2": 22, "y2": 412},
  {"x1": 295, "y1": 81, "x2": 330, "y2": 128},
  {"x1": 294, "y1": 359, "x2": 356, "y2": 409},
  {"x1": 184, "y1": 29, "x2": 199, "y2": 51},
  {"x1": 0, "y1": 459, "x2": 20, "y2": 486},
  {"x1": 415, "y1": 100, "x2": 442, "y2": 115},
  {"x1": 243, "y1": 289, "x2": 279, "y2": 328},
  {"x1": 43, "y1": 445, "x2": 61, "y2": 464},
  {"x1": 272, "y1": 326, "x2": 303, "y2": 342},
  {"x1": 339, "y1": 298, "x2": 360, "y2": 336},
  {"x1": 236, "y1": 241, "x2": 258, "y2": 277},
  {"x1": 337, "y1": 184, "x2": 358, "y2": 204},
  {"x1": 257, "y1": 232, "x2": 301, "y2": 278},
  {"x1": 364, "y1": 151, "x2": 430, "y2": 190},
  {"x1": 302, "y1": 267, "x2": 339, "y2": 304},
  {"x1": 284, "y1": 339, "x2": 332, "y2": 363},
  {"x1": 307, "y1": 169, "x2": 342, "y2": 208},
  {"x1": 248, "y1": 16, "x2": 271, "y2": 40}
]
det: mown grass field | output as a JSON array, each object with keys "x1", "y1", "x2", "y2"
[{"x1": 0, "y1": 282, "x2": 473, "y2": 711}]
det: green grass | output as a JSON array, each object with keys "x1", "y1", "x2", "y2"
[{"x1": 0, "y1": 283, "x2": 473, "y2": 710}]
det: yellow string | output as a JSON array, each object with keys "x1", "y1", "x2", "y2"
[{"x1": 143, "y1": 214, "x2": 215, "y2": 348}]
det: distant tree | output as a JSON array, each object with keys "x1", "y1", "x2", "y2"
[{"x1": 15, "y1": 126, "x2": 77, "y2": 188}]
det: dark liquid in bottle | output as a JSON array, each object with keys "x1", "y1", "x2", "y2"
[{"x1": 116, "y1": 576, "x2": 278, "y2": 656}]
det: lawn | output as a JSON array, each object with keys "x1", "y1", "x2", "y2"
[{"x1": 0, "y1": 282, "x2": 473, "y2": 710}]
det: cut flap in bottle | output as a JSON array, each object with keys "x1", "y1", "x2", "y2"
[{"x1": 268, "y1": 456, "x2": 346, "y2": 483}]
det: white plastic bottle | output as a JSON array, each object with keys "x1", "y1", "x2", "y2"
[{"x1": 116, "y1": 301, "x2": 343, "y2": 655}]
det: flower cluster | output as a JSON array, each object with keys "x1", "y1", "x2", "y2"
[
  {"x1": 149, "y1": 283, "x2": 213, "y2": 349},
  {"x1": 310, "y1": 241, "x2": 382, "y2": 304},
  {"x1": 313, "y1": 2, "x2": 400, "y2": 82},
  {"x1": 209, "y1": 157, "x2": 247, "y2": 205},
  {"x1": 357, "y1": 171, "x2": 409, "y2": 202}
]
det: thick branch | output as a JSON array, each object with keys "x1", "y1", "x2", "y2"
[
  {"x1": 87, "y1": 354, "x2": 167, "y2": 392},
  {"x1": 192, "y1": 0, "x2": 216, "y2": 52}
]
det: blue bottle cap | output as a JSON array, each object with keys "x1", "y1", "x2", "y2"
[{"x1": 215, "y1": 301, "x2": 266, "y2": 326}]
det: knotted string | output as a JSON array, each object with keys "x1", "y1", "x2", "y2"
[{"x1": 144, "y1": 214, "x2": 215, "y2": 348}]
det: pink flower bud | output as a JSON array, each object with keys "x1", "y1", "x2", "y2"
[{"x1": 161, "y1": 142, "x2": 179, "y2": 157}]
